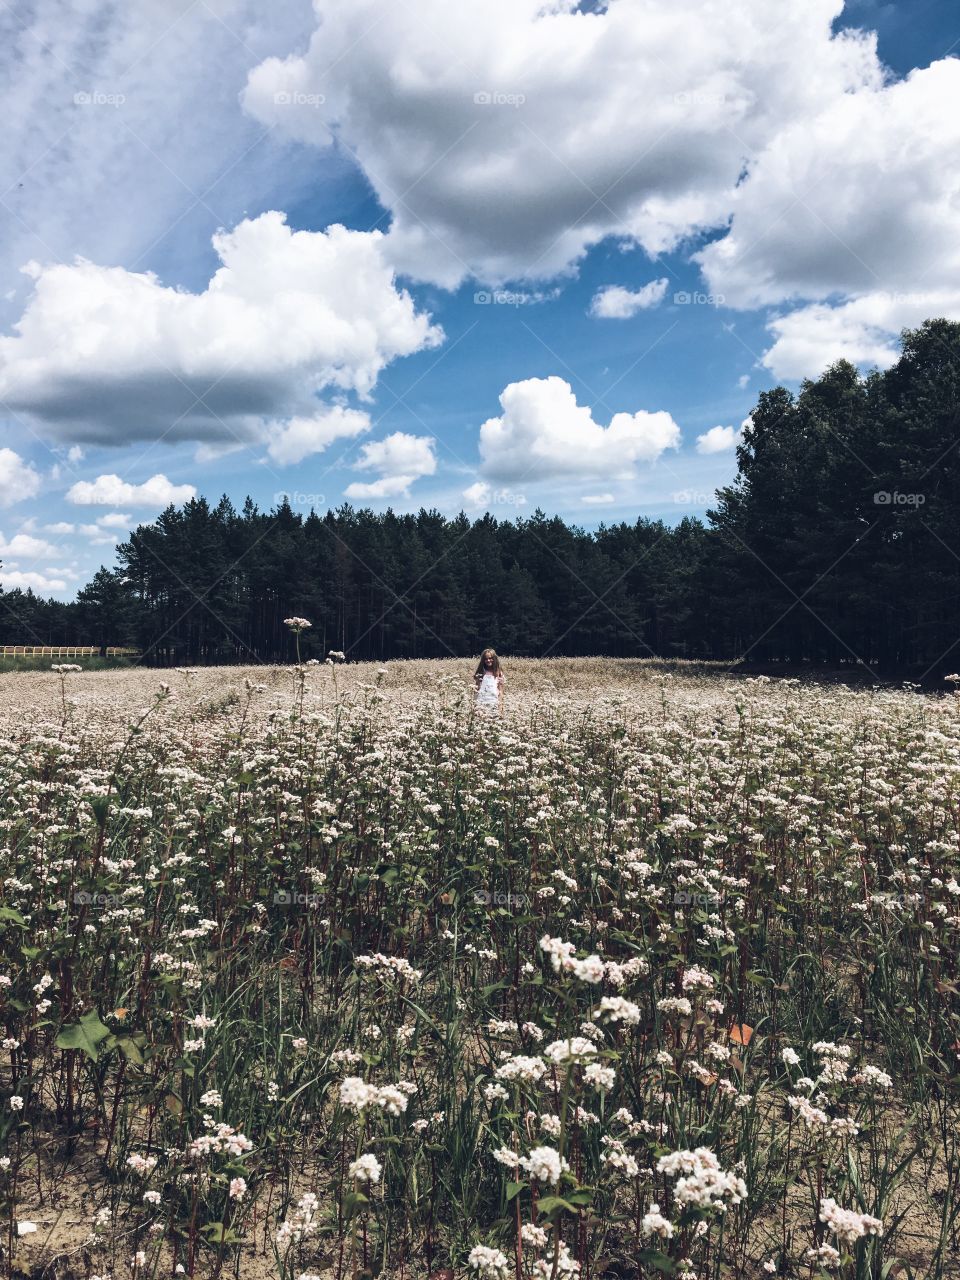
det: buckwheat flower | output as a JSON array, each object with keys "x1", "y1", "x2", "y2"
[
  {"x1": 851, "y1": 1065, "x2": 893, "y2": 1090},
  {"x1": 349, "y1": 1154, "x2": 382, "y2": 1185},
  {"x1": 540, "y1": 1114, "x2": 562, "y2": 1136},
  {"x1": 681, "y1": 966, "x2": 715, "y2": 993},
  {"x1": 593, "y1": 996, "x2": 641, "y2": 1026},
  {"x1": 657, "y1": 997, "x2": 692, "y2": 1017},
  {"x1": 522, "y1": 1146, "x2": 568, "y2": 1185},
  {"x1": 492, "y1": 1146, "x2": 521, "y2": 1170},
  {"x1": 375, "y1": 1084, "x2": 409, "y2": 1116},
  {"x1": 641, "y1": 1203, "x2": 674, "y2": 1239},
  {"x1": 544, "y1": 1036, "x2": 596, "y2": 1064},
  {"x1": 292, "y1": 1037, "x2": 308, "y2": 1051},
  {"x1": 521, "y1": 1223, "x2": 549, "y2": 1248},
  {"x1": 781, "y1": 1047, "x2": 801, "y2": 1067},
  {"x1": 818, "y1": 1198, "x2": 883, "y2": 1246},
  {"x1": 339, "y1": 1076, "x2": 377, "y2": 1112},
  {"x1": 143, "y1": 1190, "x2": 161, "y2": 1205},
  {"x1": 495, "y1": 1055, "x2": 548, "y2": 1083},
  {"x1": 484, "y1": 1081, "x2": 510, "y2": 1102},
  {"x1": 229, "y1": 1177, "x2": 247, "y2": 1200},
  {"x1": 199, "y1": 1090, "x2": 222, "y2": 1108},
  {"x1": 804, "y1": 1244, "x2": 842, "y2": 1270},
  {"x1": 584, "y1": 1062, "x2": 616, "y2": 1090},
  {"x1": 126, "y1": 1153, "x2": 158, "y2": 1176},
  {"x1": 468, "y1": 1245, "x2": 510, "y2": 1279},
  {"x1": 9, "y1": 1095, "x2": 24, "y2": 1111},
  {"x1": 601, "y1": 1148, "x2": 640, "y2": 1177},
  {"x1": 284, "y1": 617, "x2": 312, "y2": 632}
]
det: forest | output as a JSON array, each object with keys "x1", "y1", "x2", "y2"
[{"x1": 3, "y1": 319, "x2": 960, "y2": 675}]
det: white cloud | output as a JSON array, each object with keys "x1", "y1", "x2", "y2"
[
  {"x1": 590, "y1": 280, "x2": 669, "y2": 318},
  {"x1": 265, "y1": 407, "x2": 372, "y2": 466},
  {"x1": 95, "y1": 512, "x2": 133, "y2": 529},
  {"x1": 0, "y1": 569, "x2": 69, "y2": 592},
  {"x1": 463, "y1": 481, "x2": 491, "y2": 508},
  {"x1": 737, "y1": 374, "x2": 751, "y2": 389},
  {"x1": 760, "y1": 290, "x2": 959, "y2": 380},
  {"x1": 479, "y1": 376, "x2": 681, "y2": 483},
  {"x1": 344, "y1": 433, "x2": 437, "y2": 500},
  {"x1": 44, "y1": 522, "x2": 76, "y2": 535},
  {"x1": 581, "y1": 493, "x2": 615, "y2": 504},
  {"x1": 0, "y1": 2, "x2": 317, "y2": 326},
  {"x1": 0, "y1": 213, "x2": 442, "y2": 447},
  {"x1": 0, "y1": 531, "x2": 59, "y2": 558},
  {"x1": 696, "y1": 423, "x2": 746, "y2": 454},
  {"x1": 0, "y1": 449, "x2": 41, "y2": 506},
  {"x1": 695, "y1": 59, "x2": 960, "y2": 374},
  {"x1": 244, "y1": 0, "x2": 879, "y2": 287},
  {"x1": 66, "y1": 474, "x2": 196, "y2": 507}
]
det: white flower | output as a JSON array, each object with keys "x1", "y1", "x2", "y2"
[
  {"x1": 467, "y1": 1245, "x2": 510, "y2": 1279},
  {"x1": 640, "y1": 1203, "x2": 674, "y2": 1239},
  {"x1": 521, "y1": 1146, "x2": 569, "y2": 1185},
  {"x1": 544, "y1": 1037, "x2": 596, "y2": 1064},
  {"x1": 819, "y1": 1197, "x2": 883, "y2": 1245},
  {"x1": 349, "y1": 1154, "x2": 382, "y2": 1185}
]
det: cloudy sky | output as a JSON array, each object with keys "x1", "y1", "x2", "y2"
[{"x1": 0, "y1": 0, "x2": 957, "y2": 596}]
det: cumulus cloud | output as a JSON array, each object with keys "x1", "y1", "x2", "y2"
[
  {"x1": 0, "y1": 449, "x2": 42, "y2": 507},
  {"x1": 243, "y1": 0, "x2": 879, "y2": 288},
  {"x1": 0, "y1": 1, "x2": 316, "y2": 325},
  {"x1": 581, "y1": 493, "x2": 615, "y2": 504},
  {"x1": 265, "y1": 407, "x2": 372, "y2": 466},
  {"x1": 696, "y1": 422, "x2": 746, "y2": 454},
  {"x1": 242, "y1": 1, "x2": 960, "y2": 378},
  {"x1": 0, "y1": 213, "x2": 442, "y2": 447},
  {"x1": 0, "y1": 569, "x2": 70, "y2": 592},
  {"x1": 479, "y1": 376, "x2": 680, "y2": 483},
  {"x1": 590, "y1": 280, "x2": 669, "y2": 318},
  {"x1": 463, "y1": 481, "x2": 492, "y2": 508},
  {"x1": 0, "y1": 531, "x2": 59, "y2": 558},
  {"x1": 344, "y1": 433, "x2": 437, "y2": 500},
  {"x1": 695, "y1": 59, "x2": 960, "y2": 375},
  {"x1": 66, "y1": 474, "x2": 196, "y2": 507}
]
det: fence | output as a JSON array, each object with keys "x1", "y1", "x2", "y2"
[{"x1": 0, "y1": 645, "x2": 140, "y2": 657}]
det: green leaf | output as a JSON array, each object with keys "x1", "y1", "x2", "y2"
[
  {"x1": 506, "y1": 1180, "x2": 526, "y2": 1202},
  {"x1": 637, "y1": 1250, "x2": 678, "y2": 1275},
  {"x1": 536, "y1": 1195, "x2": 577, "y2": 1217},
  {"x1": 0, "y1": 906, "x2": 26, "y2": 928},
  {"x1": 55, "y1": 1009, "x2": 112, "y2": 1062}
]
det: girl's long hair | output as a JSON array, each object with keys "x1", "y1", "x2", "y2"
[{"x1": 474, "y1": 647, "x2": 502, "y2": 678}]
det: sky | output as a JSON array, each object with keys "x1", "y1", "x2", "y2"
[{"x1": 0, "y1": 0, "x2": 958, "y2": 599}]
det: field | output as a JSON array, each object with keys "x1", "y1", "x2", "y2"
[{"x1": 0, "y1": 657, "x2": 958, "y2": 1280}]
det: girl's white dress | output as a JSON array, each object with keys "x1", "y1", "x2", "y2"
[{"x1": 476, "y1": 671, "x2": 501, "y2": 712}]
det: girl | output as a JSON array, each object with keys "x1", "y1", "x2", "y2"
[{"x1": 473, "y1": 647, "x2": 505, "y2": 714}]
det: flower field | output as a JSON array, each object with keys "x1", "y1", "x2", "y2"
[{"x1": 0, "y1": 657, "x2": 958, "y2": 1280}]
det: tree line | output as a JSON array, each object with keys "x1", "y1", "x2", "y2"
[{"x1": 3, "y1": 319, "x2": 960, "y2": 676}]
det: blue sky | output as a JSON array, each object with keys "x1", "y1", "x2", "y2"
[{"x1": 0, "y1": 0, "x2": 958, "y2": 598}]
